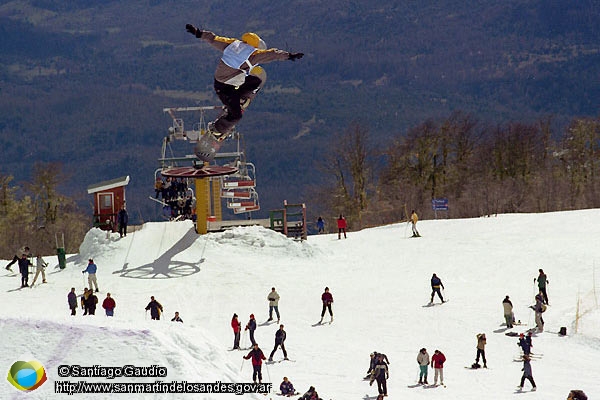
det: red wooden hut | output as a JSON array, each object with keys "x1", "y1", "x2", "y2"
[{"x1": 87, "y1": 176, "x2": 130, "y2": 231}]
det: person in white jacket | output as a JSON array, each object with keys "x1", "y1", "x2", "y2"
[
  {"x1": 267, "y1": 287, "x2": 280, "y2": 323},
  {"x1": 417, "y1": 348, "x2": 430, "y2": 384},
  {"x1": 30, "y1": 254, "x2": 48, "y2": 286}
]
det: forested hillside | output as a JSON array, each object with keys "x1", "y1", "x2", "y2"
[{"x1": 0, "y1": 0, "x2": 598, "y2": 223}]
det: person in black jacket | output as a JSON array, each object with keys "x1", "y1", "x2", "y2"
[
  {"x1": 245, "y1": 314, "x2": 257, "y2": 346},
  {"x1": 268, "y1": 324, "x2": 288, "y2": 361},
  {"x1": 430, "y1": 273, "x2": 445, "y2": 304},
  {"x1": 17, "y1": 253, "x2": 32, "y2": 288},
  {"x1": 145, "y1": 296, "x2": 164, "y2": 320},
  {"x1": 369, "y1": 354, "x2": 389, "y2": 397},
  {"x1": 117, "y1": 206, "x2": 128, "y2": 238}
]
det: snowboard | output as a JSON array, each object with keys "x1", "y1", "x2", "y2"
[{"x1": 194, "y1": 66, "x2": 267, "y2": 163}]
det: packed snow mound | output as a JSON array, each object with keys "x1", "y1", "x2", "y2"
[
  {"x1": 78, "y1": 228, "x2": 122, "y2": 266},
  {"x1": 208, "y1": 225, "x2": 317, "y2": 258}
]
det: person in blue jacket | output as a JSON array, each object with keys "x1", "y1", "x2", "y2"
[
  {"x1": 430, "y1": 273, "x2": 445, "y2": 303},
  {"x1": 82, "y1": 258, "x2": 99, "y2": 292},
  {"x1": 245, "y1": 314, "x2": 257, "y2": 346},
  {"x1": 17, "y1": 253, "x2": 32, "y2": 288},
  {"x1": 280, "y1": 376, "x2": 296, "y2": 396}
]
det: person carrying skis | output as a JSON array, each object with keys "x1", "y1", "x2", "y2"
[
  {"x1": 337, "y1": 215, "x2": 347, "y2": 239},
  {"x1": 82, "y1": 258, "x2": 99, "y2": 293},
  {"x1": 517, "y1": 354, "x2": 537, "y2": 391},
  {"x1": 145, "y1": 296, "x2": 163, "y2": 320},
  {"x1": 185, "y1": 25, "x2": 303, "y2": 139},
  {"x1": 267, "y1": 287, "x2": 281, "y2": 323},
  {"x1": 231, "y1": 313, "x2": 242, "y2": 350},
  {"x1": 431, "y1": 349, "x2": 446, "y2": 386},
  {"x1": 503, "y1": 295, "x2": 514, "y2": 328},
  {"x1": 5, "y1": 246, "x2": 30, "y2": 271},
  {"x1": 410, "y1": 210, "x2": 421, "y2": 237},
  {"x1": 319, "y1": 287, "x2": 334, "y2": 323},
  {"x1": 243, "y1": 343, "x2": 267, "y2": 384},
  {"x1": 245, "y1": 314, "x2": 257, "y2": 346},
  {"x1": 279, "y1": 376, "x2": 296, "y2": 396},
  {"x1": 430, "y1": 273, "x2": 445, "y2": 303},
  {"x1": 475, "y1": 333, "x2": 487, "y2": 368},
  {"x1": 535, "y1": 268, "x2": 549, "y2": 305},
  {"x1": 67, "y1": 287, "x2": 77, "y2": 316},
  {"x1": 417, "y1": 348, "x2": 430, "y2": 384},
  {"x1": 268, "y1": 324, "x2": 288, "y2": 361},
  {"x1": 366, "y1": 351, "x2": 390, "y2": 379},
  {"x1": 517, "y1": 333, "x2": 532, "y2": 355},
  {"x1": 369, "y1": 353, "x2": 389, "y2": 397}
]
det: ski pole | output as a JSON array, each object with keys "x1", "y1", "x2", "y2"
[{"x1": 240, "y1": 357, "x2": 245, "y2": 372}]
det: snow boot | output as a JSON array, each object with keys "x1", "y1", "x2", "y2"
[
  {"x1": 319, "y1": 318, "x2": 323, "y2": 324},
  {"x1": 418, "y1": 379, "x2": 423, "y2": 384}
]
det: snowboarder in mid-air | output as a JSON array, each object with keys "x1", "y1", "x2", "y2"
[{"x1": 185, "y1": 25, "x2": 303, "y2": 161}]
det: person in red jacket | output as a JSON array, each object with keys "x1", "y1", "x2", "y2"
[
  {"x1": 319, "y1": 287, "x2": 334, "y2": 324},
  {"x1": 431, "y1": 349, "x2": 446, "y2": 386},
  {"x1": 243, "y1": 343, "x2": 267, "y2": 383},
  {"x1": 232, "y1": 313, "x2": 242, "y2": 349},
  {"x1": 102, "y1": 293, "x2": 116, "y2": 317},
  {"x1": 337, "y1": 215, "x2": 347, "y2": 239}
]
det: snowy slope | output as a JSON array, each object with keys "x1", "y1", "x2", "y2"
[{"x1": 2, "y1": 210, "x2": 600, "y2": 399}]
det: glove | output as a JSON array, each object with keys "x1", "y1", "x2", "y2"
[{"x1": 288, "y1": 52, "x2": 304, "y2": 61}]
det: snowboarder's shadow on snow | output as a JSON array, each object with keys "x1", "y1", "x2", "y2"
[{"x1": 113, "y1": 227, "x2": 201, "y2": 279}]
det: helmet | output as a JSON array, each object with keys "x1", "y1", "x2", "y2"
[{"x1": 241, "y1": 32, "x2": 266, "y2": 50}]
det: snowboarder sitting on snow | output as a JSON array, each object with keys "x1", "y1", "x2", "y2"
[
  {"x1": 185, "y1": 24, "x2": 303, "y2": 139},
  {"x1": 430, "y1": 273, "x2": 445, "y2": 303},
  {"x1": 568, "y1": 390, "x2": 588, "y2": 400},
  {"x1": 279, "y1": 376, "x2": 296, "y2": 396},
  {"x1": 300, "y1": 386, "x2": 322, "y2": 400}
]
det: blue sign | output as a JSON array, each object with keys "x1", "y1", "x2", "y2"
[{"x1": 432, "y1": 198, "x2": 449, "y2": 211}]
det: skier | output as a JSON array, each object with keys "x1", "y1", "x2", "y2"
[
  {"x1": 517, "y1": 333, "x2": 532, "y2": 355},
  {"x1": 102, "y1": 293, "x2": 116, "y2": 317},
  {"x1": 5, "y1": 246, "x2": 30, "y2": 271},
  {"x1": 530, "y1": 293, "x2": 545, "y2": 332},
  {"x1": 81, "y1": 287, "x2": 90, "y2": 315},
  {"x1": 267, "y1": 287, "x2": 280, "y2": 323},
  {"x1": 567, "y1": 390, "x2": 588, "y2": 400},
  {"x1": 245, "y1": 314, "x2": 257, "y2": 346},
  {"x1": 366, "y1": 351, "x2": 390, "y2": 379},
  {"x1": 502, "y1": 295, "x2": 514, "y2": 328},
  {"x1": 410, "y1": 210, "x2": 421, "y2": 237},
  {"x1": 430, "y1": 273, "x2": 445, "y2": 303},
  {"x1": 67, "y1": 287, "x2": 77, "y2": 316},
  {"x1": 316, "y1": 216, "x2": 325, "y2": 234},
  {"x1": 431, "y1": 349, "x2": 446, "y2": 386},
  {"x1": 268, "y1": 324, "x2": 288, "y2": 361},
  {"x1": 117, "y1": 206, "x2": 128, "y2": 238},
  {"x1": 535, "y1": 269, "x2": 549, "y2": 305},
  {"x1": 319, "y1": 287, "x2": 333, "y2": 323},
  {"x1": 337, "y1": 215, "x2": 347, "y2": 239},
  {"x1": 279, "y1": 376, "x2": 296, "y2": 396},
  {"x1": 417, "y1": 348, "x2": 430, "y2": 384},
  {"x1": 85, "y1": 289, "x2": 98, "y2": 315},
  {"x1": 82, "y1": 258, "x2": 99, "y2": 293},
  {"x1": 184, "y1": 25, "x2": 303, "y2": 139},
  {"x1": 517, "y1": 354, "x2": 537, "y2": 391},
  {"x1": 30, "y1": 254, "x2": 48, "y2": 286},
  {"x1": 369, "y1": 353, "x2": 389, "y2": 397},
  {"x1": 17, "y1": 253, "x2": 31, "y2": 288},
  {"x1": 171, "y1": 311, "x2": 183, "y2": 323},
  {"x1": 300, "y1": 386, "x2": 322, "y2": 400},
  {"x1": 231, "y1": 313, "x2": 242, "y2": 350},
  {"x1": 243, "y1": 343, "x2": 267, "y2": 384},
  {"x1": 474, "y1": 333, "x2": 487, "y2": 368},
  {"x1": 145, "y1": 296, "x2": 163, "y2": 320}
]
